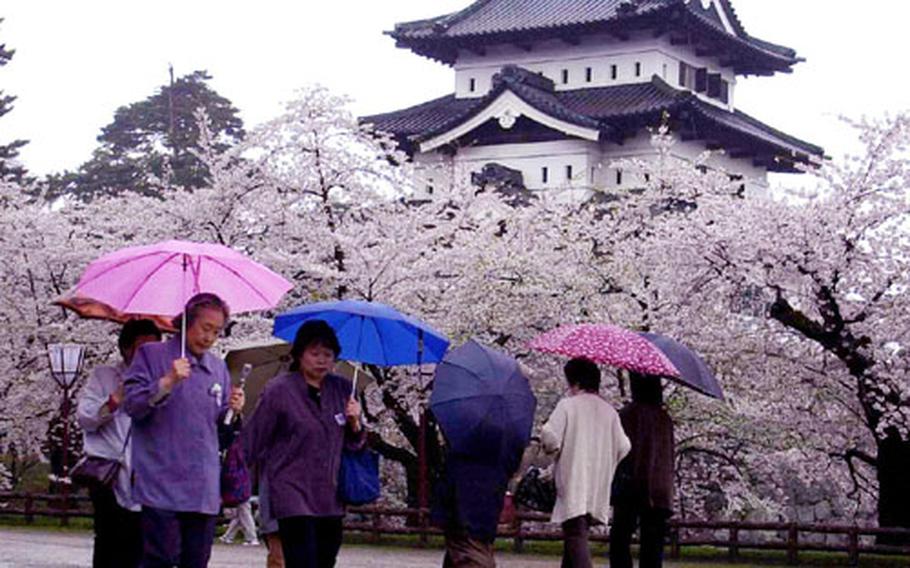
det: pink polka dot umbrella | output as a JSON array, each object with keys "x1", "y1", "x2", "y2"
[{"x1": 528, "y1": 323, "x2": 681, "y2": 378}]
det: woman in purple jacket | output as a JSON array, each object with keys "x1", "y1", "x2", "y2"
[{"x1": 243, "y1": 320, "x2": 364, "y2": 568}]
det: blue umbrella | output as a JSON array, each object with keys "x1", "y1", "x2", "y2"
[
  {"x1": 430, "y1": 340, "x2": 537, "y2": 466},
  {"x1": 639, "y1": 332, "x2": 724, "y2": 400},
  {"x1": 273, "y1": 299, "x2": 450, "y2": 366}
]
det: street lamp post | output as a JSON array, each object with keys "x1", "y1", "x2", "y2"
[{"x1": 46, "y1": 343, "x2": 85, "y2": 511}]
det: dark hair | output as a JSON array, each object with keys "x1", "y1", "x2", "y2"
[
  {"x1": 172, "y1": 293, "x2": 230, "y2": 332},
  {"x1": 629, "y1": 372, "x2": 663, "y2": 405},
  {"x1": 289, "y1": 319, "x2": 341, "y2": 371},
  {"x1": 564, "y1": 357, "x2": 600, "y2": 393},
  {"x1": 118, "y1": 319, "x2": 162, "y2": 355}
]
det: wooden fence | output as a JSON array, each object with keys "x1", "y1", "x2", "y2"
[{"x1": 2, "y1": 492, "x2": 910, "y2": 566}]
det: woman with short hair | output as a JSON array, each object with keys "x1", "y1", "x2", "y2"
[
  {"x1": 77, "y1": 319, "x2": 162, "y2": 568},
  {"x1": 541, "y1": 357, "x2": 631, "y2": 568},
  {"x1": 124, "y1": 292, "x2": 244, "y2": 568},
  {"x1": 243, "y1": 319, "x2": 365, "y2": 567},
  {"x1": 609, "y1": 373, "x2": 675, "y2": 568}
]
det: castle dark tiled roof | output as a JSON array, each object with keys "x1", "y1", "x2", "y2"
[
  {"x1": 389, "y1": 0, "x2": 799, "y2": 75},
  {"x1": 361, "y1": 73, "x2": 823, "y2": 173},
  {"x1": 361, "y1": 94, "x2": 477, "y2": 141},
  {"x1": 394, "y1": 0, "x2": 668, "y2": 39}
]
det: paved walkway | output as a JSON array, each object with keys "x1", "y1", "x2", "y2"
[{"x1": 0, "y1": 528, "x2": 565, "y2": 567}]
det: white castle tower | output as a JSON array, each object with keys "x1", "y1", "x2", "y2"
[{"x1": 363, "y1": 0, "x2": 822, "y2": 198}]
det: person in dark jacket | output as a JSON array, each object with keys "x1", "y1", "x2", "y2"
[
  {"x1": 242, "y1": 320, "x2": 364, "y2": 568},
  {"x1": 431, "y1": 426, "x2": 525, "y2": 568},
  {"x1": 609, "y1": 372, "x2": 675, "y2": 568}
]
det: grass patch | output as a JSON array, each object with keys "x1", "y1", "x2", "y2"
[
  {"x1": 343, "y1": 531, "x2": 908, "y2": 567},
  {"x1": 0, "y1": 515, "x2": 92, "y2": 532}
]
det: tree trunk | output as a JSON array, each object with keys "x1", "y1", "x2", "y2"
[{"x1": 877, "y1": 433, "x2": 910, "y2": 541}]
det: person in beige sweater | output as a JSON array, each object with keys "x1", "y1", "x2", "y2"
[{"x1": 541, "y1": 358, "x2": 631, "y2": 568}]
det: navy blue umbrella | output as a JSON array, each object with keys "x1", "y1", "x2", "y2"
[
  {"x1": 273, "y1": 299, "x2": 450, "y2": 366},
  {"x1": 639, "y1": 332, "x2": 724, "y2": 400},
  {"x1": 430, "y1": 340, "x2": 537, "y2": 466}
]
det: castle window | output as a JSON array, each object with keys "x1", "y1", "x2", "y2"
[
  {"x1": 662, "y1": 63, "x2": 668, "y2": 79},
  {"x1": 707, "y1": 73, "x2": 721, "y2": 98},
  {"x1": 561, "y1": 69, "x2": 569, "y2": 84},
  {"x1": 635, "y1": 62, "x2": 642, "y2": 77},
  {"x1": 590, "y1": 167, "x2": 596, "y2": 184},
  {"x1": 719, "y1": 80, "x2": 730, "y2": 103},
  {"x1": 469, "y1": 78, "x2": 476, "y2": 92},
  {"x1": 566, "y1": 165, "x2": 573, "y2": 180},
  {"x1": 585, "y1": 67, "x2": 592, "y2": 82},
  {"x1": 615, "y1": 169, "x2": 623, "y2": 186},
  {"x1": 695, "y1": 68, "x2": 708, "y2": 93},
  {"x1": 610, "y1": 64, "x2": 618, "y2": 80},
  {"x1": 678, "y1": 62, "x2": 698, "y2": 89},
  {"x1": 542, "y1": 166, "x2": 549, "y2": 184}
]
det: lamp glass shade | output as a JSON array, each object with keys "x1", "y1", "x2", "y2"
[{"x1": 47, "y1": 343, "x2": 85, "y2": 388}]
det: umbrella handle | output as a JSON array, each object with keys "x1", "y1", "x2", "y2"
[
  {"x1": 351, "y1": 367, "x2": 358, "y2": 400},
  {"x1": 181, "y1": 254, "x2": 187, "y2": 359},
  {"x1": 180, "y1": 306, "x2": 186, "y2": 359}
]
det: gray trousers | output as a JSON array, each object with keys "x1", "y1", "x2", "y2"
[{"x1": 222, "y1": 500, "x2": 257, "y2": 543}]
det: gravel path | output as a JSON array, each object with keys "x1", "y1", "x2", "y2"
[{"x1": 0, "y1": 527, "x2": 566, "y2": 567}]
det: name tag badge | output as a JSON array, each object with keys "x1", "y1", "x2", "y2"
[
  {"x1": 334, "y1": 413, "x2": 346, "y2": 426},
  {"x1": 209, "y1": 383, "x2": 223, "y2": 407}
]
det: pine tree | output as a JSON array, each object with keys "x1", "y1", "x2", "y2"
[
  {"x1": 0, "y1": 18, "x2": 27, "y2": 182},
  {"x1": 49, "y1": 69, "x2": 244, "y2": 200}
]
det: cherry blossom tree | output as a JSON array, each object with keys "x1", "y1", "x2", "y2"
[
  {"x1": 608, "y1": 116, "x2": 910, "y2": 527},
  {"x1": 6, "y1": 74, "x2": 906, "y2": 532}
]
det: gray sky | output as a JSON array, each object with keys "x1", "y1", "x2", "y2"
[{"x1": 2, "y1": 1, "x2": 907, "y2": 181}]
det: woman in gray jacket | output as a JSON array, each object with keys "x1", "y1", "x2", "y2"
[{"x1": 76, "y1": 319, "x2": 161, "y2": 568}]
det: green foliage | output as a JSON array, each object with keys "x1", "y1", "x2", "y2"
[
  {"x1": 0, "y1": 18, "x2": 27, "y2": 182},
  {"x1": 49, "y1": 70, "x2": 244, "y2": 200}
]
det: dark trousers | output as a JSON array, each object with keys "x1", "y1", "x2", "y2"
[
  {"x1": 277, "y1": 515, "x2": 343, "y2": 568},
  {"x1": 89, "y1": 485, "x2": 142, "y2": 568},
  {"x1": 139, "y1": 506, "x2": 217, "y2": 568},
  {"x1": 561, "y1": 514, "x2": 593, "y2": 568},
  {"x1": 609, "y1": 504, "x2": 669, "y2": 568}
]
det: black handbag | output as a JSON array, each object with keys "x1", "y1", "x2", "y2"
[
  {"x1": 71, "y1": 456, "x2": 121, "y2": 488},
  {"x1": 514, "y1": 466, "x2": 557, "y2": 513},
  {"x1": 71, "y1": 427, "x2": 130, "y2": 489}
]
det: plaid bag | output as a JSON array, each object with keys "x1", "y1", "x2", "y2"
[
  {"x1": 514, "y1": 466, "x2": 556, "y2": 513},
  {"x1": 220, "y1": 439, "x2": 251, "y2": 507}
]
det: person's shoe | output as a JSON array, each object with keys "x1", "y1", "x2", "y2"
[
  {"x1": 243, "y1": 540, "x2": 261, "y2": 547},
  {"x1": 219, "y1": 536, "x2": 232, "y2": 544}
]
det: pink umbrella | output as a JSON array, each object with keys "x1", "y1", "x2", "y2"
[
  {"x1": 528, "y1": 323, "x2": 680, "y2": 378},
  {"x1": 70, "y1": 240, "x2": 293, "y2": 356}
]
